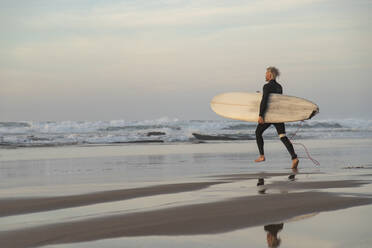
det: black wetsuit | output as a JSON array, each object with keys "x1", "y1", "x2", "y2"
[
  {"x1": 264, "y1": 223, "x2": 284, "y2": 236},
  {"x1": 256, "y1": 80, "x2": 297, "y2": 159}
]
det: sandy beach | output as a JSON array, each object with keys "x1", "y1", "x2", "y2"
[{"x1": 1, "y1": 138, "x2": 372, "y2": 247}]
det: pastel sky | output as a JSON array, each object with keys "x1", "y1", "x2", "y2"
[{"x1": 1, "y1": 0, "x2": 371, "y2": 121}]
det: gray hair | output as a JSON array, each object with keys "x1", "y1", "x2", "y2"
[{"x1": 267, "y1": 66, "x2": 280, "y2": 79}]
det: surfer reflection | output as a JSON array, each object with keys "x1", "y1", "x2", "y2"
[
  {"x1": 257, "y1": 177, "x2": 266, "y2": 194},
  {"x1": 264, "y1": 223, "x2": 283, "y2": 248},
  {"x1": 256, "y1": 171, "x2": 296, "y2": 194}
]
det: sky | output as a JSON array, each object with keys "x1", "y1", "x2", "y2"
[{"x1": 1, "y1": 0, "x2": 371, "y2": 121}]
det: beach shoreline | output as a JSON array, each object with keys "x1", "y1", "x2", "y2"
[{"x1": 1, "y1": 138, "x2": 372, "y2": 247}]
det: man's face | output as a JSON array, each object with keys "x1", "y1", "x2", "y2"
[{"x1": 265, "y1": 70, "x2": 271, "y2": 81}]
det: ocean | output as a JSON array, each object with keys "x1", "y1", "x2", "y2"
[{"x1": 1, "y1": 118, "x2": 371, "y2": 148}]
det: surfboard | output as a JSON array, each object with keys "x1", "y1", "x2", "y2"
[{"x1": 210, "y1": 92, "x2": 319, "y2": 123}]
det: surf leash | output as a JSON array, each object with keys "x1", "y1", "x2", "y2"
[{"x1": 289, "y1": 121, "x2": 320, "y2": 166}]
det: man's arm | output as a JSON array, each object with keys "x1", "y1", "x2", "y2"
[{"x1": 259, "y1": 84, "x2": 270, "y2": 120}]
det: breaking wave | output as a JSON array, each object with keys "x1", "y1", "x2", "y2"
[{"x1": 0, "y1": 118, "x2": 371, "y2": 148}]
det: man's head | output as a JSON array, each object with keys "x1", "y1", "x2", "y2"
[{"x1": 266, "y1": 67, "x2": 280, "y2": 81}]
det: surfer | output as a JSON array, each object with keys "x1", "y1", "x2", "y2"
[
  {"x1": 255, "y1": 67, "x2": 299, "y2": 169},
  {"x1": 264, "y1": 223, "x2": 284, "y2": 248}
]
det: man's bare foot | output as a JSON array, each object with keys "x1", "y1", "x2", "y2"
[
  {"x1": 292, "y1": 158, "x2": 299, "y2": 169},
  {"x1": 255, "y1": 155, "x2": 265, "y2": 162}
]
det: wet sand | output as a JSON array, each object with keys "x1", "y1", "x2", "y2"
[
  {"x1": 1, "y1": 177, "x2": 372, "y2": 248},
  {"x1": 0, "y1": 181, "x2": 225, "y2": 217},
  {"x1": 1, "y1": 139, "x2": 372, "y2": 247}
]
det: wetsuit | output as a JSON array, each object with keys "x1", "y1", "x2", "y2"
[
  {"x1": 264, "y1": 223, "x2": 284, "y2": 236},
  {"x1": 264, "y1": 223, "x2": 283, "y2": 247},
  {"x1": 256, "y1": 80, "x2": 297, "y2": 159}
]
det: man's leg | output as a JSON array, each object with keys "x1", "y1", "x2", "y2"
[
  {"x1": 274, "y1": 123, "x2": 299, "y2": 168},
  {"x1": 255, "y1": 123, "x2": 271, "y2": 162}
]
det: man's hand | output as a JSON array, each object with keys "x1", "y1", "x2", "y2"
[{"x1": 258, "y1": 116, "x2": 264, "y2": 124}]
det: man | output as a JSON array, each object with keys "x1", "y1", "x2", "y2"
[
  {"x1": 264, "y1": 223, "x2": 284, "y2": 248},
  {"x1": 255, "y1": 67, "x2": 299, "y2": 169}
]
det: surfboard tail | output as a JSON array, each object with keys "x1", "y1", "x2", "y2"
[{"x1": 308, "y1": 107, "x2": 319, "y2": 120}]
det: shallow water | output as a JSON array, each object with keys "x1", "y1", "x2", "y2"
[{"x1": 1, "y1": 138, "x2": 371, "y2": 196}]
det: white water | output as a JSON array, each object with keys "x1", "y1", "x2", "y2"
[{"x1": 0, "y1": 118, "x2": 371, "y2": 147}]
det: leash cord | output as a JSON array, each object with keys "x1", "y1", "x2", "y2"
[{"x1": 289, "y1": 121, "x2": 320, "y2": 166}]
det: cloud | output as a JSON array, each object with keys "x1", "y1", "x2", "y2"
[{"x1": 19, "y1": 0, "x2": 327, "y2": 31}]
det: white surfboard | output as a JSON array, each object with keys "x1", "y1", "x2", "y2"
[{"x1": 211, "y1": 92, "x2": 319, "y2": 123}]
